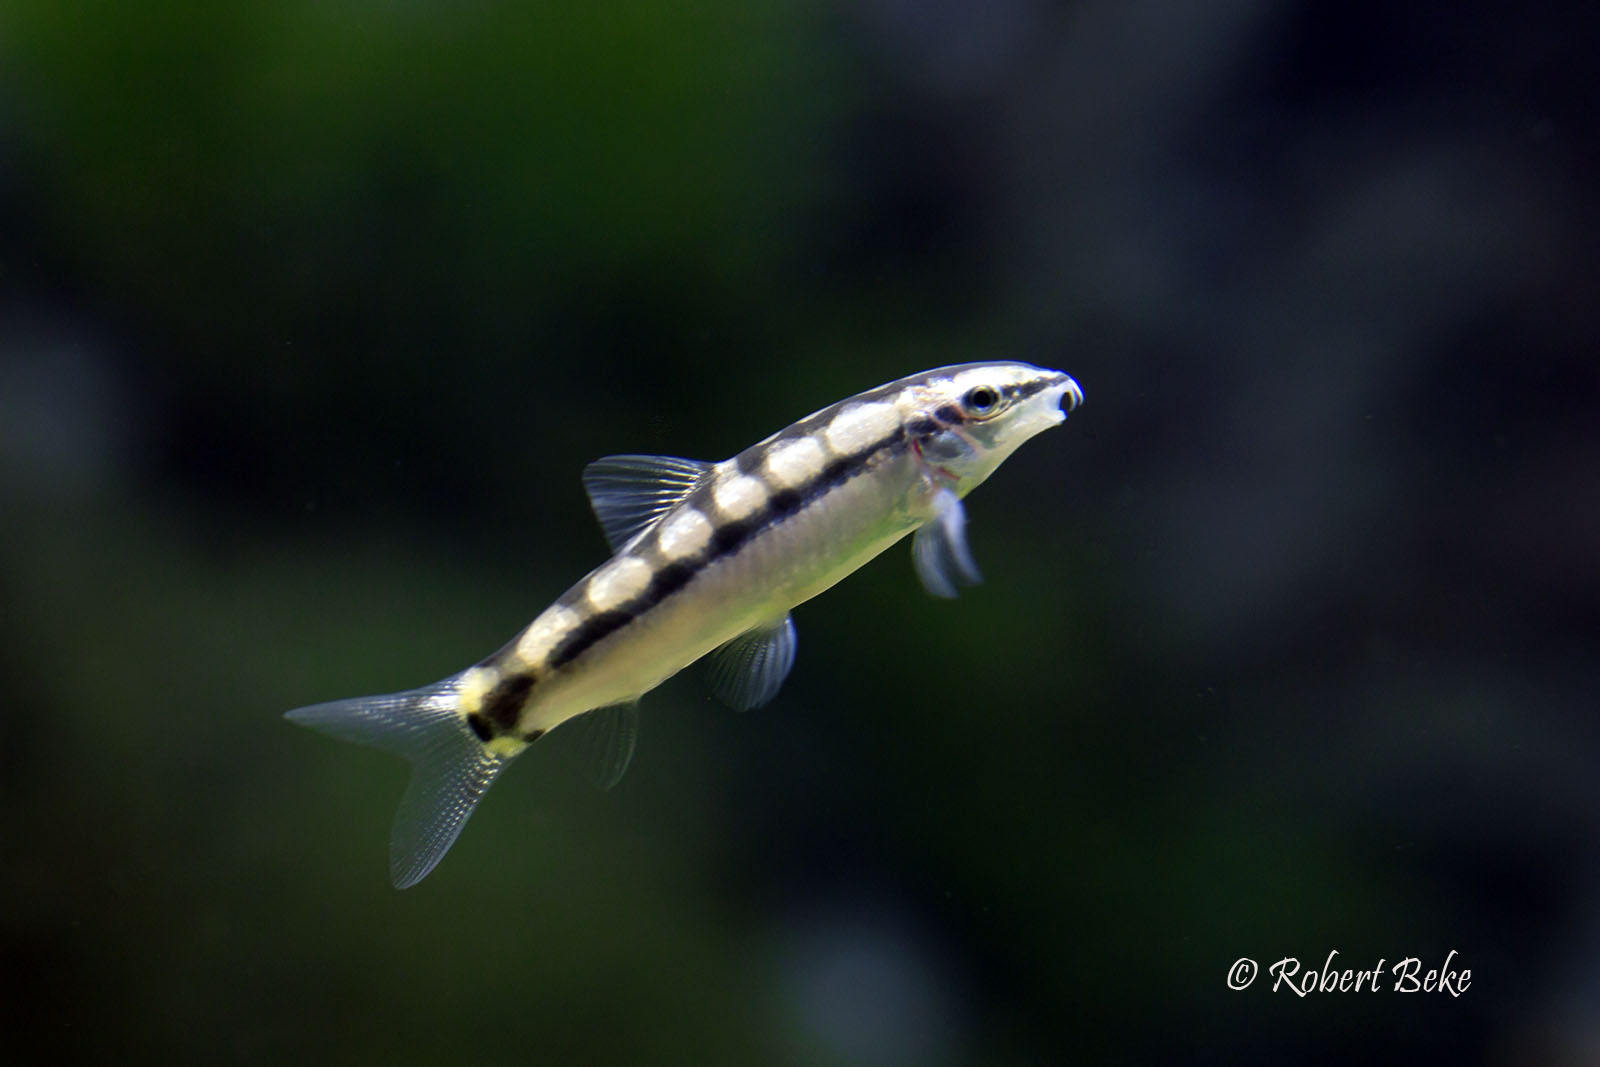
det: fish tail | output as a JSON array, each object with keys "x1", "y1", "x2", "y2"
[{"x1": 286, "y1": 672, "x2": 525, "y2": 889}]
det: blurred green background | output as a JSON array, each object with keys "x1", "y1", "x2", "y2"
[{"x1": 3, "y1": 1, "x2": 1597, "y2": 1063}]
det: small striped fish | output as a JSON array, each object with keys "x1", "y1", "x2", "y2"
[{"x1": 288, "y1": 362, "x2": 1083, "y2": 887}]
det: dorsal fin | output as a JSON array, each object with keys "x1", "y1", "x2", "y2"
[{"x1": 581, "y1": 454, "x2": 713, "y2": 551}]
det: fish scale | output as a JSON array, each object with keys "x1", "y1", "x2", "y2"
[{"x1": 287, "y1": 361, "x2": 1083, "y2": 887}]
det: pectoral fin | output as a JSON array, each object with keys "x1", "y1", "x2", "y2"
[
  {"x1": 912, "y1": 488, "x2": 982, "y2": 598},
  {"x1": 705, "y1": 615, "x2": 798, "y2": 710}
]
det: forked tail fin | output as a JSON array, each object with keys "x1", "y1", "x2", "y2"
[{"x1": 286, "y1": 673, "x2": 522, "y2": 888}]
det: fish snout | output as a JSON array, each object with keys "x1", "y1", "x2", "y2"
[{"x1": 1060, "y1": 376, "x2": 1084, "y2": 412}]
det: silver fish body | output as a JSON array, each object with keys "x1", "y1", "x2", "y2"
[{"x1": 288, "y1": 362, "x2": 1083, "y2": 887}]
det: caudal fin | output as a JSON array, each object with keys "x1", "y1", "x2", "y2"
[{"x1": 286, "y1": 673, "x2": 521, "y2": 888}]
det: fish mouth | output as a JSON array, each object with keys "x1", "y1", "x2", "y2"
[
  {"x1": 1002, "y1": 372, "x2": 1082, "y2": 441},
  {"x1": 1039, "y1": 373, "x2": 1083, "y2": 417},
  {"x1": 1059, "y1": 376, "x2": 1084, "y2": 413}
]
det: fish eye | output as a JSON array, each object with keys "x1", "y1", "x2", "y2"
[{"x1": 961, "y1": 384, "x2": 1002, "y2": 417}]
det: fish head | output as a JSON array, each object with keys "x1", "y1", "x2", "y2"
[{"x1": 896, "y1": 361, "x2": 1083, "y2": 493}]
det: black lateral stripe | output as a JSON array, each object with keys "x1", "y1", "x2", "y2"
[
  {"x1": 711, "y1": 517, "x2": 754, "y2": 556},
  {"x1": 1014, "y1": 376, "x2": 1053, "y2": 399},
  {"x1": 768, "y1": 487, "x2": 803, "y2": 519},
  {"x1": 546, "y1": 424, "x2": 908, "y2": 671},
  {"x1": 647, "y1": 560, "x2": 697, "y2": 602},
  {"x1": 549, "y1": 609, "x2": 634, "y2": 670}
]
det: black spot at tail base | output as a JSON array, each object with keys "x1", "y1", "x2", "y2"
[{"x1": 483, "y1": 674, "x2": 535, "y2": 732}]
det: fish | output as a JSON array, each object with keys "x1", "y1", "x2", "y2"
[{"x1": 287, "y1": 362, "x2": 1084, "y2": 887}]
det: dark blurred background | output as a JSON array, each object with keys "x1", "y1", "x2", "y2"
[{"x1": 3, "y1": 1, "x2": 1596, "y2": 1063}]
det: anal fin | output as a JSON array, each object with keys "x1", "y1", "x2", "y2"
[{"x1": 573, "y1": 701, "x2": 641, "y2": 790}]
